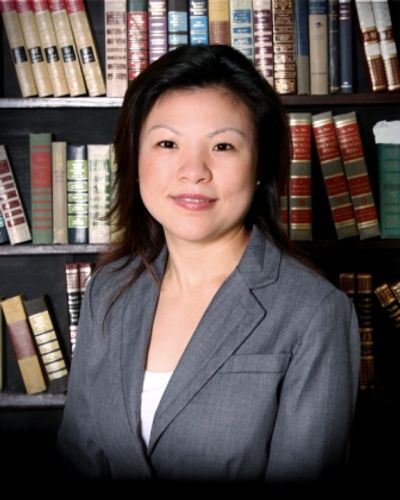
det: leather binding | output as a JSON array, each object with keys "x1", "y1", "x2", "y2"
[
  {"x1": 88, "y1": 144, "x2": 111, "y2": 244},
  {"x1": 333, "y1": 111, "x2": 380, "y2": 240},
  {"x1": 31, "y1": 0, "x2": 69, "y2": 97},
  {"x1": 189, "y1": 0, "x2": 208, "y2": 45},
  {"x1": 1, "y1": 295, "x2": 47, "y2": 395},
  {"x1": 356, "y1": 273, "x2": 375, "y2": 391},
  {"x1": 15, "y1": 0, "x2": 53, "y2": 96},
  {"x1": 328, "y1": 0, "x2": 339, "y2": 94},
  {"x1": 65, "y1": 0, "x2": 106, "y2": 96},
  {"x1": 271, "y1": 0, "x2": 296, "y2": 95},
  {"x1": 294, "y1": 0, "x2": 309, "y2": 95},
  {"x1": 104, "y1": 0, "x2": 128, "y2": 97},
  {"x1": 229, "y1": 0, "x2": 254, "y2": 61},
  {"x1": 309, "y1": 0, "x2": 329, "y2": 95},
  {"x1": 311, "y1": 111, "x2": 359, "y2": 240},
  {"x1": 65, "y1": 262, "x2": 80, "y2": 354},
  {"x1": 24, "y1": 296, "x2": 69, "y2": 393},
  {"x1": 127, "y1": 0, "x2": 149, "y2": 81},
  {"x1": 148, "y1": 0, "x2": 168, "y2": 64},
  {"x1": 167, "y1": 0, "x2": 189, "y2": 51},
  {"x1": 0, "y1": 145, "x2": 32, "y2": 245},
  {"x1": 253, "y1": 0, "x2": 273, "y2": 87},
  {"x1": 67, "y1": 144, "x2": 88, "y2": 244},
  {"x1": 390, "y1": 280, "x2": 400, "y2": 304},
  {"x1": 208, "y1": 0, "x2": 230, "y2": 45},
  {"x1": 48, "y1": 0, "x2": 86, "y2": 96},
  {"x1": 52, "y1": 141, "x2": 68, "y2": 244},
  {"x1": 338, "y1": 0, "x2": 353, "y2": 93},
  {"x1": 288, "y1": 113, "x2": 312, "y2": 241},
  {"x1": 355, "y1": 0, "x2": 387, "y2": 92},
  {"x1": 0, "y1": 0, "x2": 38, "y2": 97},
  {"x1": 374, "y1": 282, "x2": 400, "y2": 329}
]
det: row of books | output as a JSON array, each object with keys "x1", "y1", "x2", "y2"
[
  {"x1": 2, "y1": 1, "x2": 400, "y2": 99},
  {"x1": 0, "y1": 140, "x2": 117, "y2": 246},
  {"x1": 0, "y1": 260, "x2": 93, "y2": 394},
  {"x1": 339, "y1": 272, "x2": 400, "y2": 393},
  {"x1": 0, "y1": 0, "x2": 105, "y2": 97}
]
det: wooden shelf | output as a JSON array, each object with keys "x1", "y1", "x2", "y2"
[
  {"x1": 0, "y1": 97, "x2": 123, "y2": 108},
  {"x1": 0, "y1": 244, "x2": 108, "y2": 255},
  {"x1": 281, "y1": 93, "x2": 400, "y2": 106},
  {"x1": 0, "y1": 393, "x2": 66, "y2": 409}
]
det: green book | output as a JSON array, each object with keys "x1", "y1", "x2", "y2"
[{"x1": 378, "y1": 143, "x2": 400, "y2": 238}]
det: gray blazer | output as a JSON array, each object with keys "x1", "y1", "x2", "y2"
[{"x1": 57, "y1": 227, "x2": 360, "y2": 482}]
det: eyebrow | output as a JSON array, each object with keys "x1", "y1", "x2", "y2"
[
  {"x1": 207, "y1": 127, "x2": 246, "y2": 138},
  {"x1": 147, "y1": 124, "x2": 181, "y2": 135}
]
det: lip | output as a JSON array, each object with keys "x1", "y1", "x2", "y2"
[{"x1": 170, "y1": 193, "x2": 217, "y2": 211}]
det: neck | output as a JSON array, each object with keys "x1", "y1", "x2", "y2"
[{"x1": 163, "y1": 227, "x2": 250, "y2": 293}]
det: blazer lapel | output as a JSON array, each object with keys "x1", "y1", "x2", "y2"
[{"x1": 148, "y1": 228, "x2": 282, "y2": 455}]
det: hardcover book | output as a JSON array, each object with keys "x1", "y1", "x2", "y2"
[
  {"x1": 309, "y1": 0, "x2": 329, "y2": 95},
  {"x1": 167, "y1": 0, "x2": 189, "y2": 51},
  {"x1": 294, "y1": 0, "x2": 309, "y2": 95},
  {"x1": 189, "y1": 0, "x2": 208, "y2": 45},
  {"x1": 67, "y1": 144, "x2": 88, "y2": 244},
  {"x1": 148, "y1": 0, "x2": 168, "y2": 63},
  {"x1": 356, "y1": 273, "x2": 375, "y2": 391},
  {"x1": 230, "y1": 0, "x2": 254, "y2": 61},
  {"x1": 338, "y1": 0, "x2": 353, "y2": 93},
  {"x1": 0, "y1": 211, "x2": 9, "y2": 244},
  {"x1": 253, "y1": 0, "x2": 273, "y2": 87},
  {"x1": 65, "y1": 262, "x2": 80, "y2": 353},
  {"x1": 208, "y1": 0, "x2": 230, "y2": 45},
  {"x1": 127, "y1": 0, "x2": 149, "y2": 80},
  {"x1": 374, "y1": 282, "x2": 400, "y2": 329},
  {"x1": 88, "y1": 144, "x2": 111, "y2": 244},
  {"x1": 328, "y1": 0, "x2": 339, "y2": 94},
  {"x1": 52, "y1": 141, "x2": 67, "y2": 244}
]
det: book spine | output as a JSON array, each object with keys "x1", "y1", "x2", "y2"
[
  {"x1": 328, "y1": 0, "x2": 339, "y2": 94},
  {"x1": 24, "y1": 296, "x2": 69, "y2": 393},
  {"x1": 272, "y1": 0, "x2": 296, "y2": 95},
  {"x1": 309, "y1": 0, "x2": 329, "y2": 95},
  {"x1": 0, "y1": 0, "x2": 38, "y2": 97},
  {"x1": 189, "y1": 0, "x2": 208, "y2": 45},
  {"x1": 65, "y1": 0, "x2": 106, "y2": 96},
  {"x1": 30, "y1": 132, "x2": 53, "y2": 244},
  {"x1": 374, "y1": 282, "x2": 400, "y2": 329},
  {"x1": 0, "y1": 303, "x2": 3, "y2": 391},
  {"x1": 229, "y1": 0, "x2": 254, "y2": 61},
  {"x1": 333, "y1": 111, "x2": 380, "y2": 240},
  {"x1": 253, "y1": 0, "x2": 273, "y2": 87},
  {"x1": 148, "y1": 0, "x2": 168, "y2": 63},
  {"x1": 294, "y1": 0, "x2": 309, "y2": 95},
  {"x1": 78, "y1": 261, "x2": 93, "y2": 301},
  {"x1": 338, "y1": 0, "x2": 352, "y2": 94},
  {"x1": 167, "y1": 0, "x2": 189, "y2": 51},
  {"x1": 208, "y1": 0, "x2": 230, "y2": 45},
  {"x1": 67, "y1": 144, "x2": 88, "y2": 244},
  {"x1": 0, "y1": 145, "x2": 31, "y2": 245},
  {"x1": 127, "y1": 0, "x2": 149, "y2": 81},
  {"x1": 288, "y1": 112, "x2": 312, "y2": 241},
  {"x1": 52, "y1": 141, "x2": 67, "y2": 244},
  {"x1": 48, "y1": 0, "x2": 86, "y2": 96},
  {"x1": 105, "y1": 0, "x2": 128, "y2": 97},
  {"x1": 371, "y1": 0, "x2": 400, "y2": 92},
  {"x1": 88, "y1": 144, "x2": 111, "y2": 244},
  {"x1": 356, "y1": 273, "x2": 375, "y2": 391},
  {"x1": 31, "y1": 0, "x2": 69, "y2": 97},
  {"x1": 109, "y1": 144, "x2": 120, "y2": 243},
  {"x1": 15, "y1": 0, "x2": 53, "y2": 96},
  {"x1": 377, "y1": 143, "x2": 400, "y2": 238},
  {"x1": 355, "y1": 0, "x2": 387, "y2": 92},
  {"x1": 311, "y1": 111, "x2": 359, "y2": 239},
  {"x1": 390, "y1": 280, "x2": 400, "y2": 304},
  {"x1": 65, "y1": 262, "x2": 80, "y2": 353},
  {"x1": 0, "y1": 209, "x2": 10, "y2": 243},
  {"x1": 1, "y1": 295, "x2": 47, "y2": 394}
]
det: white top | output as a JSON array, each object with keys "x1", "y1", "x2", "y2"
[{"x1": 140, "y1": 370, "x2": 174, "y2": 447}]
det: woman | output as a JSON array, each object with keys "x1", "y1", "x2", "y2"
[{"x1": 58, "y1": 45, "x2": 360, "y2": 482}]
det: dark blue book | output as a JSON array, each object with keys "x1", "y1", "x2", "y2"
[
  {"x1": 329, "y1": 0, "x2": 339, "y2": 93},
  {"x1": 339, "y1": 0, "x2": 353, "y2": 93}
]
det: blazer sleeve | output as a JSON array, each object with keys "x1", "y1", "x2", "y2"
[
  {"x1": 57, "y1": 275, "x2": 111, "y2": 478},
  {"x1": 264, "y1": 288, "x2": 360, "y2": 482}
]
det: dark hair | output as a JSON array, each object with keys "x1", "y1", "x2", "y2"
[{"x1": 99, "y1": 44, "x2": 293, "y2": 286}]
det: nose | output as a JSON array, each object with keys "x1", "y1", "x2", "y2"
[{"x1": 177, "y1": 151, "x2": 212, "y2": 184}]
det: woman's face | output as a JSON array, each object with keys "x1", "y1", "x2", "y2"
[{"x1": 138, "y1": 86, "x2": 258, "y2": 247}]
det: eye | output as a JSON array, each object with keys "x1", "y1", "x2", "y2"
[
  {"x1": 158, "y1": 140, "x2": 176, "y2": 149},
  {"x1": 213, "y1": 143, "x2": 233, "y2": 151}
]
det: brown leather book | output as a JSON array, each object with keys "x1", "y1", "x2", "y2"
[
  {"x1": 1, "y1": 295, "x2": 47, "y2": 395},
  {"x1": 356, "y1": 273, "x2": 375, "y2": 391},
  {"x1": 374, "y1": 282, "x2": 400, "y2": 329}
]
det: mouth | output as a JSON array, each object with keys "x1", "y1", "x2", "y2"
[{"x1": 171, "y1": 193, "x2": 217, "y2": 210}]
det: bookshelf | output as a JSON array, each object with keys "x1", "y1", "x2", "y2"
[{"x1": 0, "y1": 0, "x2": 399, "y2": 485}]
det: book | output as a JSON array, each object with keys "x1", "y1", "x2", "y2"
[
  {"x1": 104, "y1": 0, "x2": 128, "y2": 97},
  {"x1": 1, "y1": 295, "x2": 47, "y2": 394},
  {"x1": 253, "y1": 0, "x2": 273, "y2": 87},
  {"x1": 31, "y1": 0, "x2": 69, "y2": 97},
  {"x1": 0, "y1": 145, "x2": 31, "y2": 245},
  {"x1": 52, "y1": 141, "x2": 67, "y2": 244},
  {"x1": 309, "y1": 0, "x2": 329, "y2": 95},
  {"x1": 167, "y1": 0, "x2": 189, "y2": 51},
  {"x1": 30, "y1": 132, "x2": 53, "y2": 244},
  {"x1": 333, "y1": 111, "x2": 380, "y2": 240},
  {"x1": 148, "y1": 0, "x2": 168, "y2": 63},
  {"x1": 338, "y1": 0, "x2": 353, "y2": 94},
  {"x1": 294, "y1": 0, "x2": 309, "y2": 95},
  {"x1": 88, "y1": 144, "x2": 111, "y2": 244},
  {"x1": 65, "y1": 0, "x2": 106, "y2": 96},
  {"x1": 374, "y1": 282, "x2": 400, "y2": 329},
  {"x1": 272, "y1": 0, "x2": 296, "y2": 95},
  {"x1": 24, "y1": 295, "x2": 69, "y2": 393},
  {"x1": 288, "y1": 112, "x2": 312, "y2": 241},
  {"x1": 0, "y1": 210, "x2": 10, "y2": 244},
  {"x1": 229, "y1": 0, "x2": 254, "y2": 61},
  {"x1": 311, "y1": 111, "x2": 359, "y2": 240},
  {"x1": 355, "y1": 0, "x2": 387, "y2": 92},
  {"x1": 67, "y1": 144, "x2": 88, "y2": 244},
  {"x1": 0, "y1": 0, "x2": 38, "y2": 97},
  {"x1": 65, "y1": 262, "x2": 80, "y2": 354},
  {"x1": 372, "y1": 120, "x2": 400, "y2": 239},
  {"x1": 189, "y1": 0, "x2": 208, "y2": 45},
  {"x1": 15, "y1": 0, "x2": 53, "y2": 96},
  {"x1": 208, "y1": 0, "x2": 230, "y2": 45},
  {"x1": 328, "y1": 0, "x2": 339, "y2": 94},
  {"x1": 356, "y1": 273, "x2": 375, "y2": 391},
  {"x1": 48, "y1": 0, "x2": 87, "y2": 96},
  {"x1": 127, "y1": 0, "x2": 149, "y2": 81}
]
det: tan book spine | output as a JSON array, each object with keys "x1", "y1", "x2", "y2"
[
  {"x1": 31, "y1": 0, "x2": 69, "y2": 96},
  {"x1": 88, "y1": 144, "x2": 111, "y2": 244},
  {"x1": 208, "y1": 0, "x2": 230, "y2": 45},
  {"x1": 355, "y1": 0, "x2": 387, "y2": 92},
  {"x1": 48, "y1": 0, "x2": 86, "y2": 96},
  {"x1": 272, "y1": 0, "x2": 296, "y2": 95},
  {"x1": 105, "y1": 0, "x2": 128, "y2": 97},
  {"x1": 309, "y1": 0, "x2": 329, "y2": 95},
  {"x1": 65, "y1": 0, "x2": 106, "y2": 96},
  {"x1": 371, "y1": 0, "x2": 400, "y2": 92},
  {"x1": 0, "y1": 0, "x2": 37, "y2": 97},
  {"x1": 1, "y1": 295, "x2": 47, "y2": 395},
  {"x1": 15, "y1": 0, "x2": 53, "y2": 96},
  {"x1": 52, "y1": 141, "x2": 67, "y2": 244}
]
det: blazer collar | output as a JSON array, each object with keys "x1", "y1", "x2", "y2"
[{"x1": 119, "y1": 227, "x2": 282, "y2": 459}]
